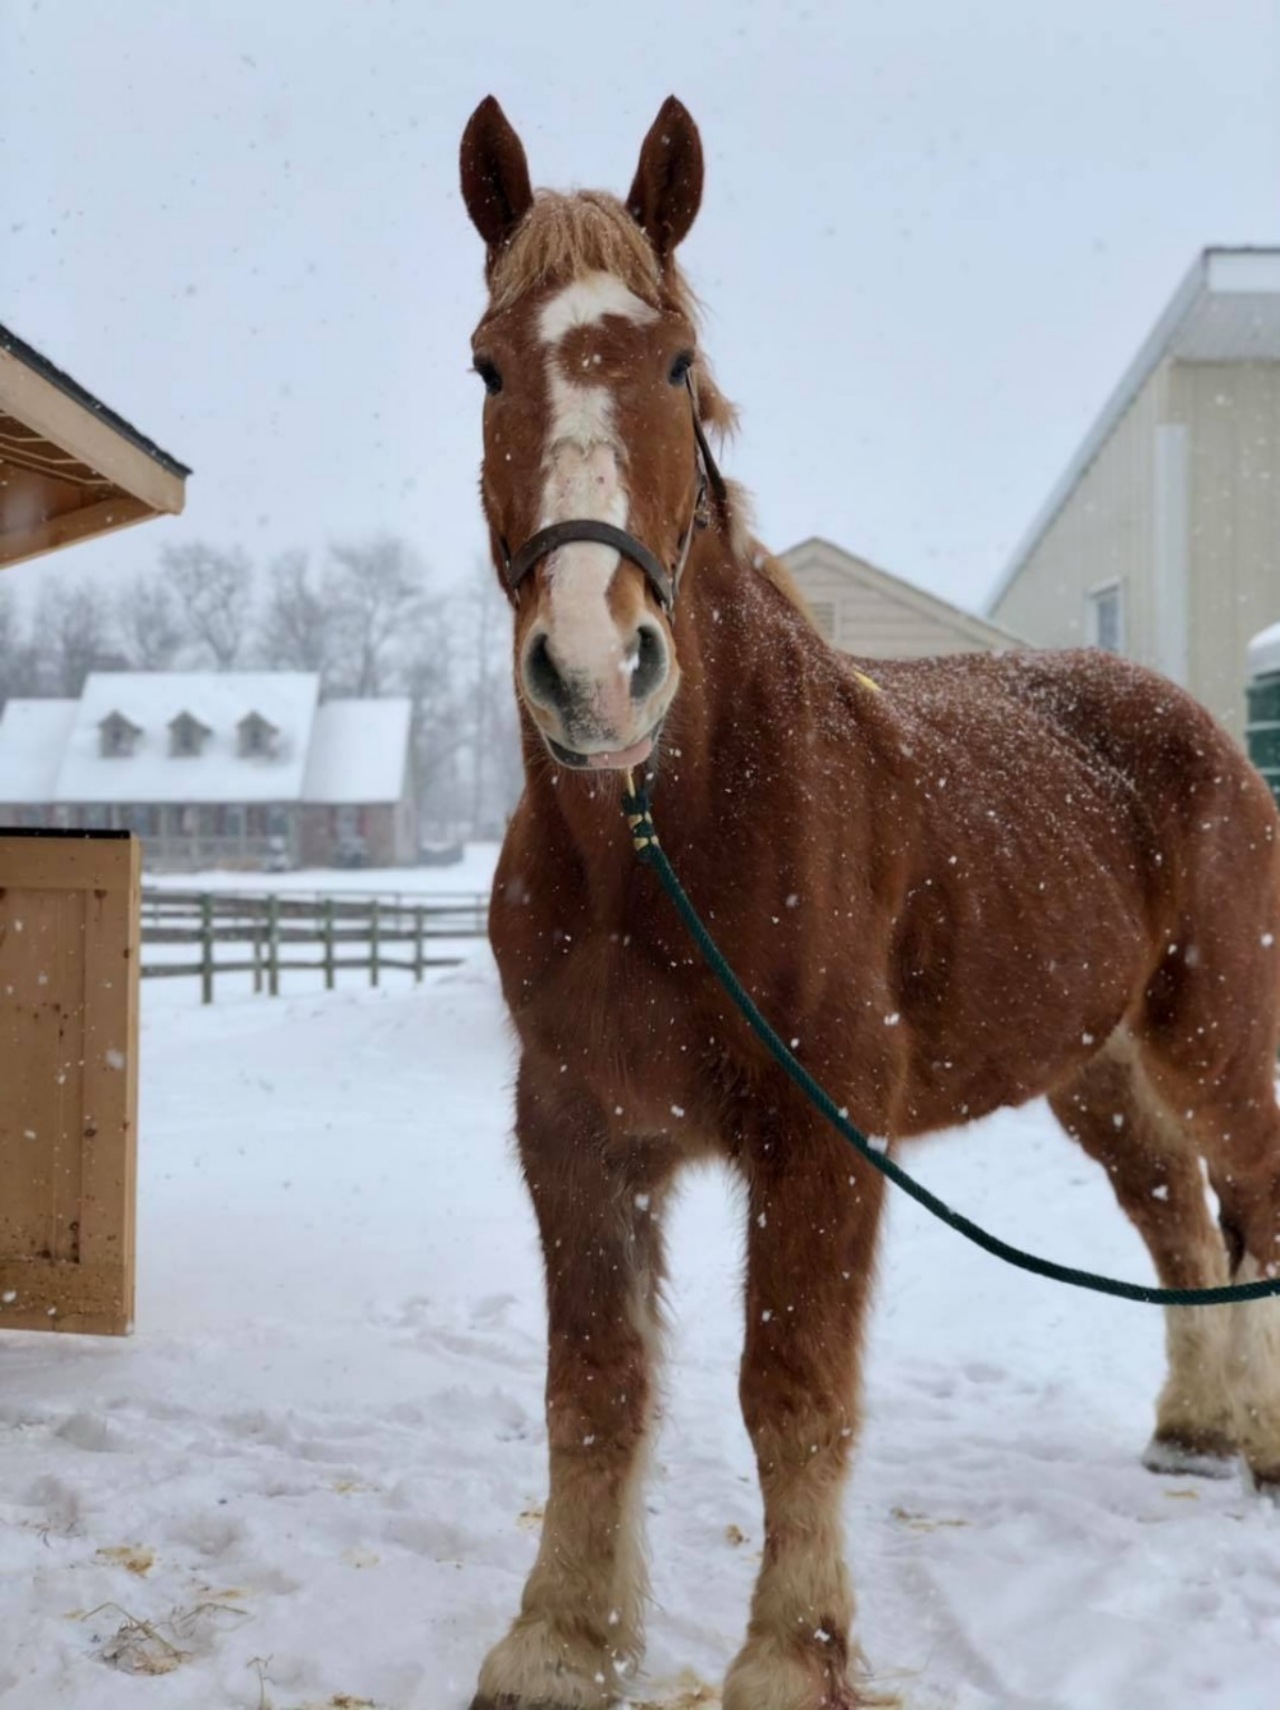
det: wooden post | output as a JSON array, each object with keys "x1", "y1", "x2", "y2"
[
  {"x1": 200, "y1": 893, "x2": 214, "y2": 1006},
  {"x1": 268, "y1": 894, "x2": 280, "y2": 997},
  {"x1": 370, "y1": 898, "x2": 381, "y2": 988},
  {"x1": 414, "y1": 905, "x2": 425, "y2": 983},
  {"x1": 323, "y1": 898, "x2": 335, "y2": 991},
  {"x1": 252, "y1": 909, "x2": 263, "y2": 995},
  {"x1": 0, "y1": 831, "x2": 140, "y2": 1335}
]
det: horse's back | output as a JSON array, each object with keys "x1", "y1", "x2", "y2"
[
  {"x1": 867, "y1": 645, "x2": 1276, "y2": 850},
  {"x1": 846, "y1": 647, "x2": 1280, "y2": 1121}
]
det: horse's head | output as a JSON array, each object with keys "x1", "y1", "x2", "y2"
[{"x1": 460, "y1": 96, "x2": 731, "y2": 772}]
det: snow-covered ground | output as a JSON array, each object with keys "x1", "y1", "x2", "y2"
[{"x1": 2, "y1": 948, "x2": 1279, "y2": 1709}]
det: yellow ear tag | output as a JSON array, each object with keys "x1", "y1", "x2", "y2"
[{"x1": 851, "y1": 668, "x2": 881, "y2": 694}]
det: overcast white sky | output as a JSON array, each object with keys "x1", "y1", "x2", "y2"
[{"x1": 1, "y1": 0, "x2": 1277, "y2": 617}]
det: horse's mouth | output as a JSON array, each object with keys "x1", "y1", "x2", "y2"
[{"x1": 545, "y1": 721, "x2": 663, "y2": 772}]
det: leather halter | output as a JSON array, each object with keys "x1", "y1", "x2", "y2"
[{"x1": 498, "y1": 375, "x2": 727, "y2": 615}]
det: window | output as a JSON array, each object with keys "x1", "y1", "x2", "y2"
[
  {"x1": 169, "y1": 712, "x2": 212, "y2": 757},
  {"x1": 1087, "y1": 583, "x2": 1124, "y2": 654},
  {"x1": 99, "y1": 711, "x2": 142, "y2": 758},
  {"x1": 238, "y1": 712, "x2": 279, "y2": 759}
]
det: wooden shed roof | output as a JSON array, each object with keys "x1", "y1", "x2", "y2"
[{"x1": 0, "y1": 321, "x2": 189, "y2": 570}]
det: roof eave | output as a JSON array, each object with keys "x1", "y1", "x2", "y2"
[
  {"x1": 0, "y1": 322, "x2": 190, "y2": 571},
  {"x1": 985, "y1": 249, "x2": 1217, "y2": 617}
]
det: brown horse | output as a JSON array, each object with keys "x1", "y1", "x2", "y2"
[{"x1": 459, "y1": 95, "x2": 1280, "y2": 1710}]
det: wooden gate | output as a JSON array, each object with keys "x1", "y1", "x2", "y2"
[{"x1": 0, "y1": 831, "x2": 140, "y2": 1335}]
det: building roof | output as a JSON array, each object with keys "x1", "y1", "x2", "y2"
[
  {"x1": 783, "y1": 536, "x2": 1024, "y2": 652},
  {"x1": 0, "y1": 321, "x2": 189, "y2": 570},
  {"x1": 0, "y1": 673, "x2": 415, "y2": 807},
  {"x1": 0, "y1": 700, "x2": 79, "y2": 802},
  {"x1": 57, "y1": 673, "x2": 321, "y2": 804},
  {"x1": 302, "y1": 699, "x2": 414, "y2": 804},
  {"x1": 988, "y1": 247, "x2": 1280, "y2": 615},
  {"x1": 1248, "y1": 622, "x2": 1280, "y2": 680},
  {"x1": 0, "y1": 324, "x2": 191, "y2": 480}
]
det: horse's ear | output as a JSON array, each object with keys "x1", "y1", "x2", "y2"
[
  {"x1": 626, "y1": 96, "x2": 703, "y2": 260},
  {"x1": 460, "y1": 96, "x2": 534, "y2": 255}
]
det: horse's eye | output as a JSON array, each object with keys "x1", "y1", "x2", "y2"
[
  {"x1": 474, "y1": 357, "x2": 504, "y2": 396},
  {"x1": 668, "y1": 349, "x2": 694, "y2": 387}
]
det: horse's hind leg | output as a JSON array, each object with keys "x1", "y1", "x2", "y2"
[
  {"x1": 1143, "y1": 1050, "x2": 1280, "y2": 1491},
  {"x1": 1049, "y1": 1033, "x2": 1237, "y2": 1476}
]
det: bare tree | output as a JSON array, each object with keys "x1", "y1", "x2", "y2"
[
  {"x1": 407, "y1": 574, "x2": 521, "y2": 840},
  {"x1": 462, "y1": 574, "x2": 521, "y2": 836},
  {"x1": 0, "y1": 587, "x2": 41, "y2": 706},
  {"x1": 326, "y1": 535, "x2": 426, "y2": 696},
  {"x1": 258, "y1": 550, "x2": 334, "y2": 679},
  {"x1": 33, "y1": 579, "x2": 120, "y2": 695},
  {"x1": 160, "y1": 542, "x2": 253, "y2": 669},
  {"x1": 116, "y1": 571, "x2": 185, "y2": 670}
]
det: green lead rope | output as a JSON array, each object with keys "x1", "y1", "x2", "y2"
[{"x1": 620, "y1": 780, "x2": 1280, "y2": 1308}]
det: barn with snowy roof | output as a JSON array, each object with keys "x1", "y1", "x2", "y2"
[{"x1": 0, "y1": 671, "x2": 417, "y2": 870}]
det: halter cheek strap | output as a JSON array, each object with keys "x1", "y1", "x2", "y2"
[{"x1": 498, "y1": 376, "x2": 724, "y2": 615}]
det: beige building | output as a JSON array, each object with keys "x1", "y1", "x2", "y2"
[
  {"x1": 988, "y1": 248, "x2": 1280, "y2": 740},
  {"x1": 783, "y1": 536, "x2": 1021, "y2": 659}
]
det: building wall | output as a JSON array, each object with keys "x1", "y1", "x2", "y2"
[
  {"x1": 992, "y1": 363, "x2": 1170, "y2": 670},
  {"x1": 786, "y1": 544, "x2": 1015, "y2": 658},
  {"x1": 1175, "y1": 361, "x2": 1280, "y2": 736},
  {"x1": 992, "y1": 359, "x2": 1280, "y2": 741},
  {"x1": 297, "y1": 801, "x2": 414, "y2": 868}
]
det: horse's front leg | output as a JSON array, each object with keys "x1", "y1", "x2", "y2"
[
  {"x1": 472, "y1": 1060, "x2": 669, "y2": 1710},
  {"x1": 725, "y1": 1110, "x2": 887, "y2": 1710}
]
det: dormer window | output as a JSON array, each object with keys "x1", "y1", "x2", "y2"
[
  {"x1": 169, "y1": 711, "x2": 212, "y2": 758},
  {"x1": 99, "y1": 710, "x2": 142, "y2": 758},
  {"x1": 238, "y1": 711, "x2": 279, "y2": 759}
]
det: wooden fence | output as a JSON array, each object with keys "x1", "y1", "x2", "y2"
[{"x1": 140, "y1": 889, "x2": 489, "y2": 1003}]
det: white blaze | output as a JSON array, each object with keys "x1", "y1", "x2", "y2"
[
  {"x1": 534, "y1": 275, "x2": 657, "y2": 692},
  {"x1": 537, "y1": 273, "x2": 659, "y2": 346}
]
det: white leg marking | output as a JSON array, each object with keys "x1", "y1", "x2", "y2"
[{"x1": 1229, "y1": 1256, "x2": 1280, "y2": 1482}]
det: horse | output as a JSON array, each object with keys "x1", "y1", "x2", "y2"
[{"x1": 458, "y1": 95, "x2": 1280, "y2": 1710}]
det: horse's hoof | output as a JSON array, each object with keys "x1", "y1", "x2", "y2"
[
  {"x1": 1142, "y1": 1431, "x2": 1238, "y2": 1479},
  {"x1": 470, "y1": 1698, "x2": 585, "y2": 1709},
  {"x1": 1244, "y1": 1465, "x2": 1280, "y2": 1500}
]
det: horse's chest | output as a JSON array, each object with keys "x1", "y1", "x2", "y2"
[{"x1": 496, "y1": 920, "x2": 719, "y2": 1123}]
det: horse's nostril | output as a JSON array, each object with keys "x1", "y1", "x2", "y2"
[
  {"x1": 631, "y1": 625, "x2": 667, "y2": 701},
  {"x1": 525, "y1": 632, "x2": 567, "y2": 712}
]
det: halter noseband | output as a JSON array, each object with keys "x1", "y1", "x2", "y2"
[{"x1": 498, "y1": 376, "x2": 727, "y2": 616}]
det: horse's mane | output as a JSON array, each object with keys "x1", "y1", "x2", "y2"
[{"x1": 488, "y1": 191, "x2": 805, "y2": 614}]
